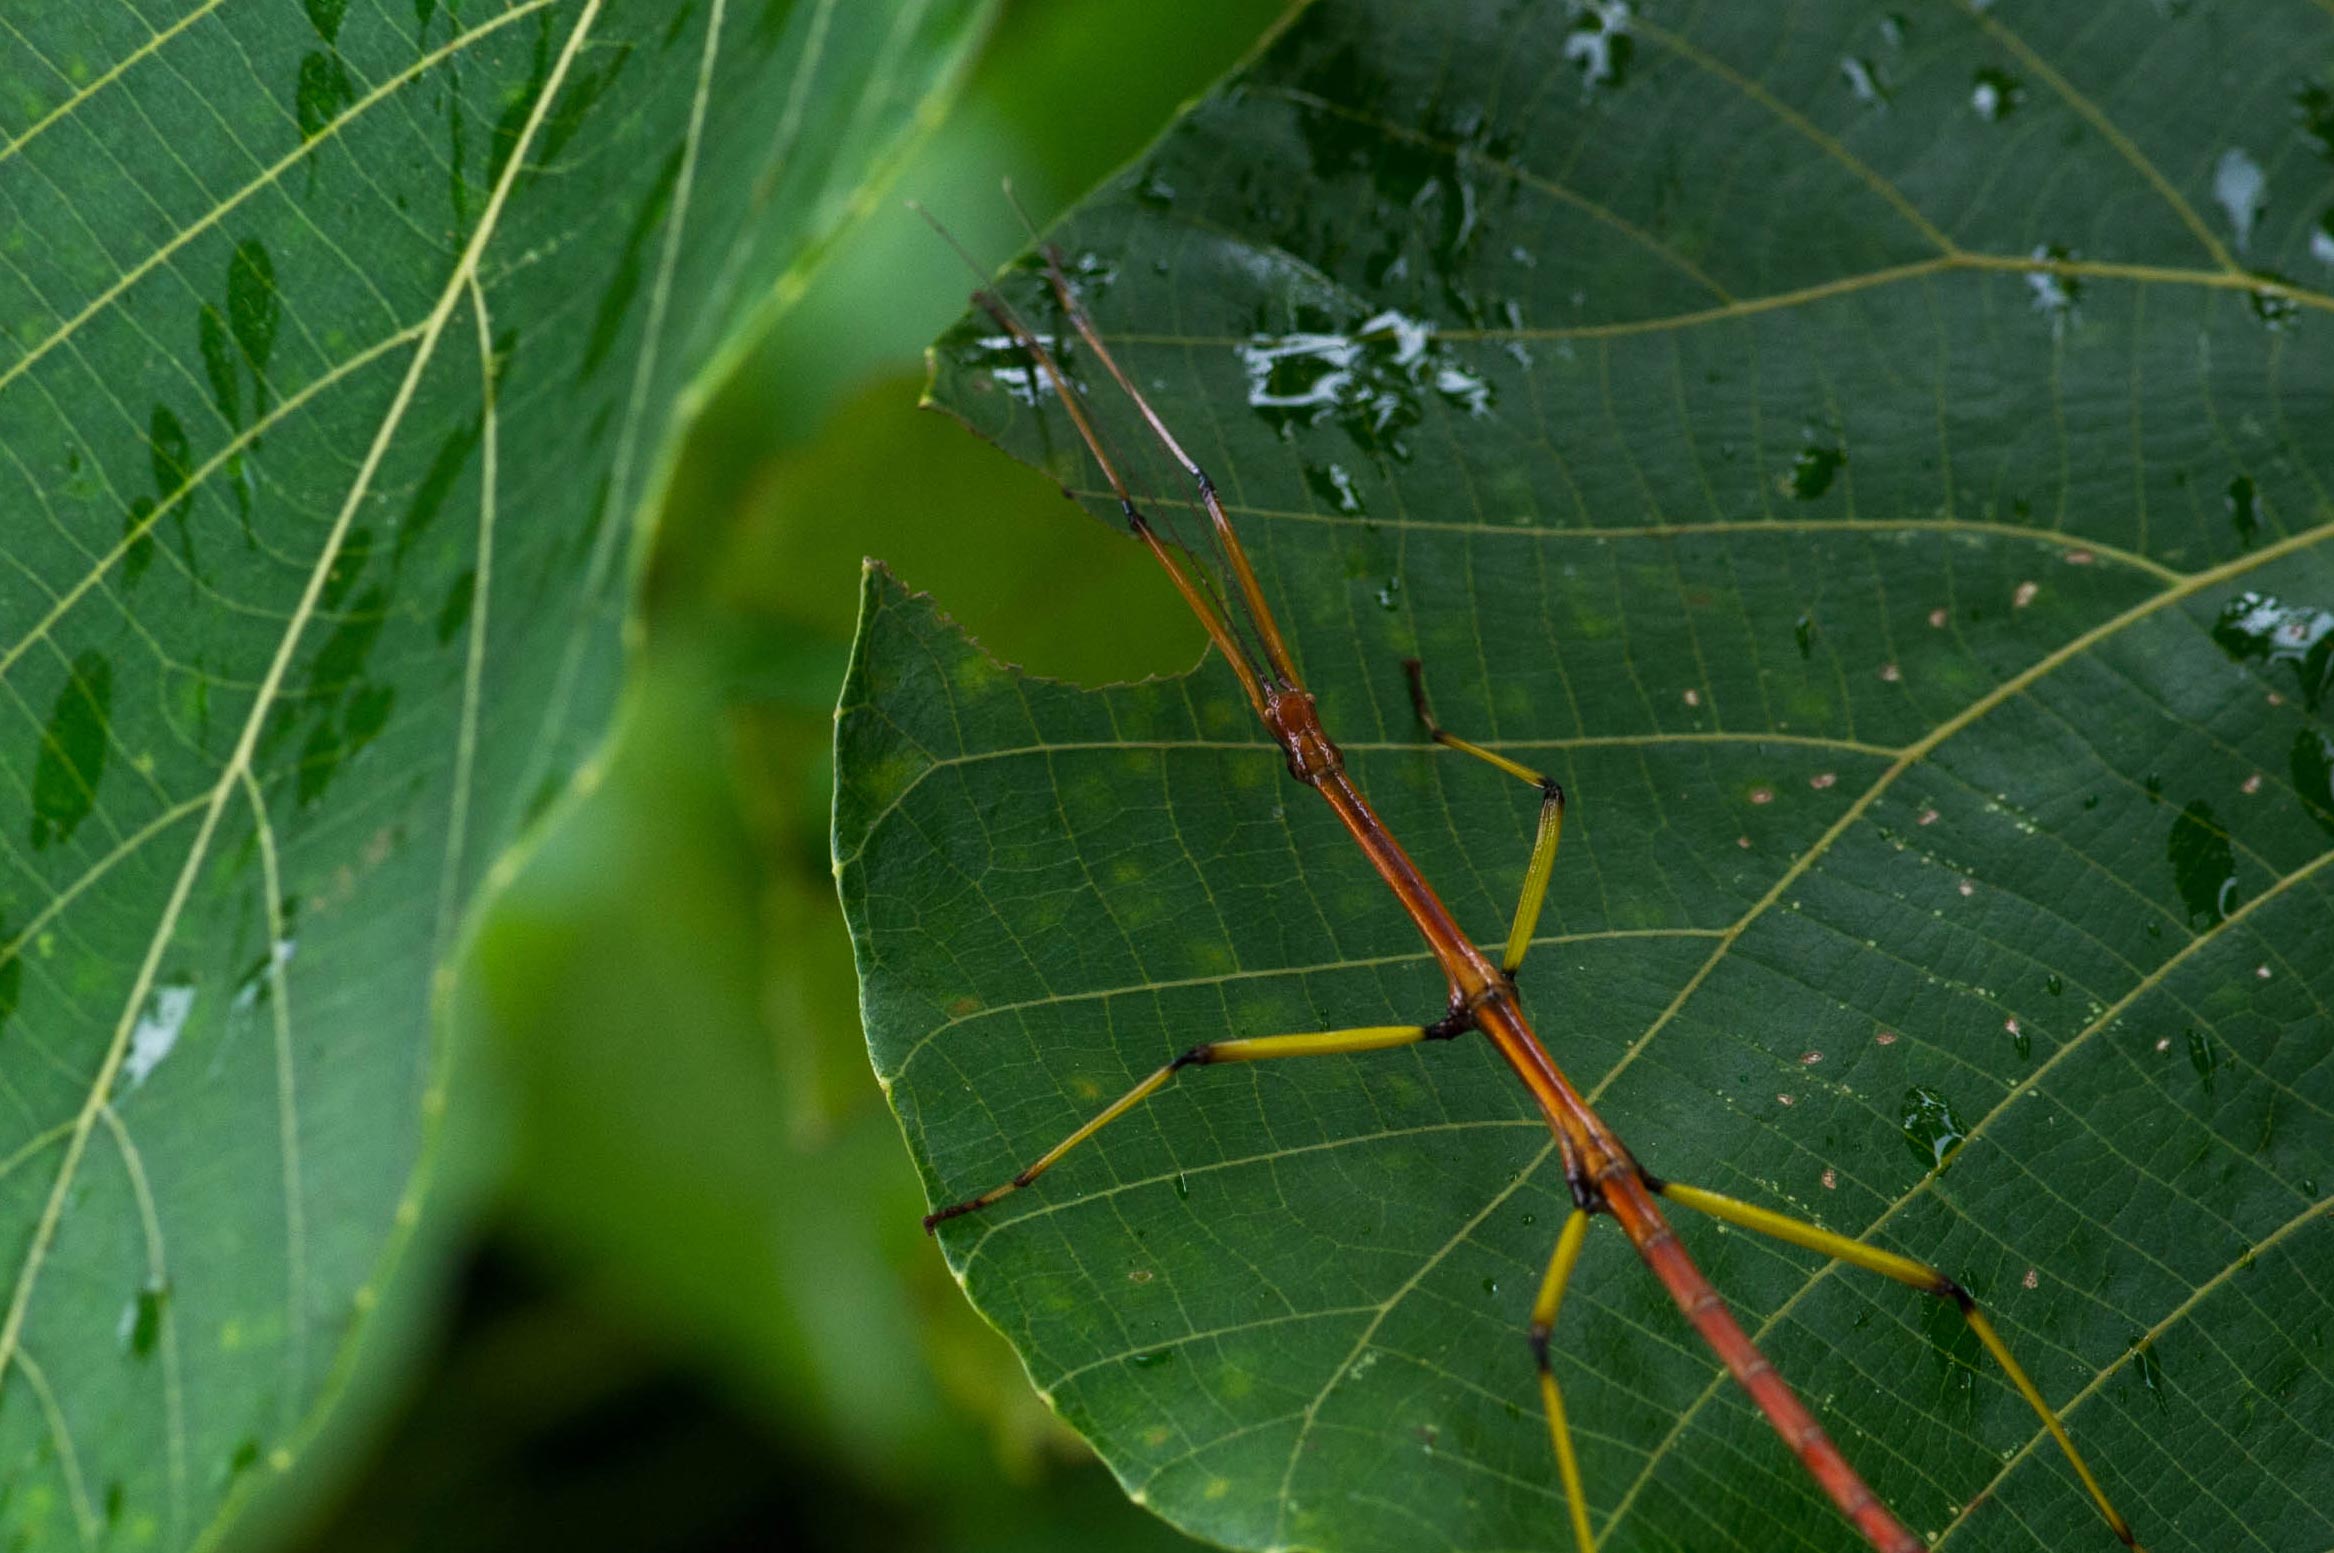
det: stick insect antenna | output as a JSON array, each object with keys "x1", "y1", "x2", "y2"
[
  {"x1": 910, "y1": 199, "x2": 1279, "y2": 719},
  {"x1": 1035, "y1": 246, "x2": 1305, "y2": 694},
  {"x1": 999, "y1": 177, "x2": 1041, "y2": 242},
  {"x1": 905, "y1": 202, "x2": 1271, "y2": 718}
]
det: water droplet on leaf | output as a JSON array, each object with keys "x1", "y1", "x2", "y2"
[
  {"x1": 1785, "y1": 444, "x2": 1844, "y2": 501},
  {"x1": 2024, "y1": 245, "x2": 2081, "y2": 329},
  {"x1": 2297, "y1": 82, "x2": 2334, "y2": 160},
  {"x1": 124, "y1": 977, "x2": 196, "y2": 1089},
  {"x1": 1971, "y1": 67, "x2": 2023, "y2": 119},
  {"x1": 29, "y1": 651, "x2": 113, "y2": 850},
  {"x1": 123, "y1": 1280, "x2": 169, "y2": 1357},
  {"x1": 2212, "y1": 590, "x2": 2334, "y2": 709},
  {"x1": 1840, "y1": 56, "x2": 1889, "y2": 106},
  {"x1": 953, "y1": 328, "x2": 1066, "y2": 406},
  {"x1": 2291, "y1": 729, "x2": 2334, "y2": 833},
  {"x1": 1564, "y1": 2, "x2": 1634, "y2": 90},
  {"x1": 2186, "y1": 1027, "x2": 2220, "y2": 1092},
  {"x1": 1237, "y1": 309, "x2": 1491, "y2": 461},
  {"x1": 2128, "y1": 1335, "x2": 2167, "y2": 1407},
  {"x1": 1306, "y1": 462, "x2": 1365, "y2": 514},
  {"x1": 2249, "y1": 280, "x2": 2300, "y2": 330},
  {"x1": 2227, "y1": 475, "x2": 2260, "y2": 548},
  {"x1": 2213, "y1": 147, "x2": 2268, "y2": 252},
  {"x1": 2167, "y1": 799, "x2": 2238, "y2": 926},
  {"x1": 296, "y1": 51, "x2": 355, "y2": 140},
  {"x1": 1899, "y1": 1085, "x2": 1968, "y2": 1169}
]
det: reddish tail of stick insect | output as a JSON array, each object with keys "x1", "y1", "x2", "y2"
[{"x1": 914, "y1": 225, "x2": 2143, "y2": 1553}]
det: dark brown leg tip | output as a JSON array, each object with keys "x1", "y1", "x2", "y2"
[{"x1": 1401, "y1": 659, "x2": 1433, "y2": 724}]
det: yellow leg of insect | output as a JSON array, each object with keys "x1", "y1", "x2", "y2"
[
  {"x1": 1529, "y1": 1208, "x2": 1599, "y2": 1552},
  {"x1": 1403, "y1": 660, "x2": 1567, "y2": 974},
  {"x1": 1655, "y1": 1181, "x2": 2141, "y2": 1549},
  {"x1": 1499, "y1": 782, "x2": 1566, "y2": 975},
  {"x1": 922, "y1": 1024, "x2": 1435, "y2": 1231}
]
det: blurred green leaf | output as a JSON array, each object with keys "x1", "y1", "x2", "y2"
[
  {"x1": 473, "y1": 606, "x2": 1207, "y2": 1548},
  {"x1": 840, "y1": 2, "x2": 2334, "y2": 1550},
  {"x1": 0, "y1": 2, "x2": 987, "y2": 1547},
  {"x1": 687, "y1": 0, "x2": 1320, "y2": 462},
  {"x1": 469, "y1": 5, "x2": 1290, "y2": 1533},
  {"x1": 713, "y1": 370, "x2": 1202, "y2": 679}
]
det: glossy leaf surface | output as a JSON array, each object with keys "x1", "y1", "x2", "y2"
[
  {"x1": 0, "y1": 1, "x2": 985, "y2": 1546},
  {"x1": 841, "y1": 2, "x2": 2334, "y2": 1550}
]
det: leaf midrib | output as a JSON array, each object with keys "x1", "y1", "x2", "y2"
[
  {"x1": 1928, "y1": 1191, "x2": 2334, "y2": 1550},
  {"x1": 1586, "y1": 519, "x2": 2334, "y2": 1099},
  {"x1": 1602, "y1": 837, "x2": 2334, "y2": 1539},
  {"x1": 1583, "y1": 517, "x2": 2334, "y2": 1524},
  {"x1": 1092, "y1": 249, "x2": 2334, "y2": 355},
  {"x1": 1114, "y1": 0, "x2": 2328, "y2": 360},
  {"x1": 0, "y1": 0, "x2": 569, "y2": 685},
  {"x1": 895, "y1": 1, "x2": 2334, "y2": 1540},
  {"x1": 867, "y1": 509, "x2": 2327, "y2": 1093},
  {"x1": 904, "y1": 365, "x2": 2334, "y2": 1553},
  {"x1": 0, "y1": 0, "x2": 608, "y2": 1483},
  {"x1": 1078, "y1": 499, "x2": 2191, "y2": 583}
]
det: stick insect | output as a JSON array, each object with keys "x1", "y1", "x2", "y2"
[{"x1": 913, "y1": 236, "x2": 2144, "y2": 1553}]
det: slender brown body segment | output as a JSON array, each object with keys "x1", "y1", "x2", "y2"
[
  {"x1": 918, "y1": 241, "x2": 2142, "y2": 1553},
  {"x1": 1303, "y1": 712, "x2": 1928, "y2": 1553}
]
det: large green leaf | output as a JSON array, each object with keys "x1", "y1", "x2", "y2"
[
  {"x1": 0, "y1": 0, "x2": 987, "y2": 1547},
  {"x1": 836, "y1": 2, "x2": 2334, "y2": 1549}
]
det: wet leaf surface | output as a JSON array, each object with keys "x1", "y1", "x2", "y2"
[
  {"x1": 840, "y1": 3, "x2": 2334, "y2": 1550},
  {"x1": 0, "y1": 2, "x2": 986, "y2": 1547}
]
